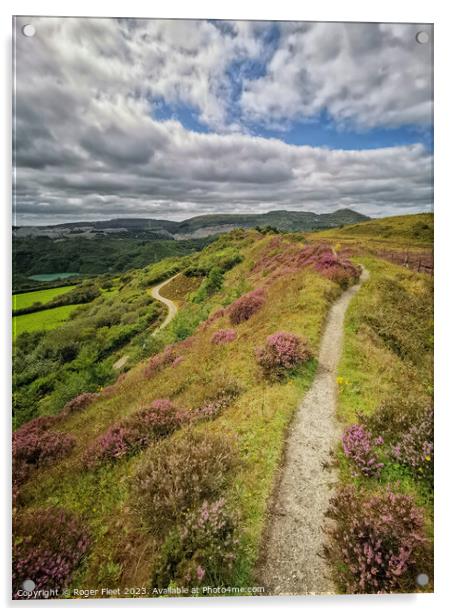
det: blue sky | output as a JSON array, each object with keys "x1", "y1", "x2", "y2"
[{"x1": 14, "y1": 18, "x2": 434, "y2": 224}]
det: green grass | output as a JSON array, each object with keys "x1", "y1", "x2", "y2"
[
  {"x1": 336, "y1": 256, "x2": 433, "y2": 424},
  {"x1": 12, "y1": 285, "x2": 76, "y2": 311},
  {"x1": 13, "y1": 303, "x2": 83, "y2": 338},
  {"x1": 312, "y1": 213, "x2": 433, "y2": 245}
]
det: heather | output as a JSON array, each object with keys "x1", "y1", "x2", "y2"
[
  {"x1": 82, "y1": 399, "x2": 186, "y2": 468},
  {"x1": 251, "y1": 240, "x2": 360, "y2": 288},
  {"x1": 13, "y1": 507, "x2": 90, "y2": 599},
  {"x1": 13, "y1": 418, "x2": 76, "y2": 487},
  {"x1": 229, "y1": 288, "x2": 266, "y2": 325},
  {"x1": 341, "y1": 424, "x2": 384, "y2": 477},
  {"x1": 61, "y1": 392, "x2": 99, "y2": 415},
  {"x1": 325, "y1": 486, "x2": 430, "y2": 593},
  {"x1": 152, "y1": 498, "x2": 239, "y2": 590},
  {"x1": 211, "y1": 328, "x2": 237, "y2": 344},
  {"x1": 133, "y1": 431, "x2": 237, "y2": 536},
  {"x1": 256, "y1": 331, "x2": 312, "y2": 380}
]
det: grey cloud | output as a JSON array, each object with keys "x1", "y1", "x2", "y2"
[{"x1": 13, "y1": 17, "x2": 433, "y2": 225}]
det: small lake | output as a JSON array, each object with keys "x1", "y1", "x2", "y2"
[{"x1": 28, "y1": 272, "x2": 80, "y2": 282}]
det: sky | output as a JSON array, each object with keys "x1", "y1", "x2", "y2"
[{"x1": 13, "y1": 17, "x2": 433, "y2": 225}]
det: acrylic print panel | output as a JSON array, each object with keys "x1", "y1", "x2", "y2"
[{"x1": 12, "y1": 16, "x2": 433, "y2": 600}]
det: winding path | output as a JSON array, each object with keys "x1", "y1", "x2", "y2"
[
  {"x1": 258, "y1": 267, "x2": 369, "y2": 595},
  {"x1": 149, "y1": 274, "x2": 179, "y2": 334}
]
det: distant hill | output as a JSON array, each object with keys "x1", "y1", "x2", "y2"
[{"x1": 13, "y1": 208, "x2": 369, "y2": 240}]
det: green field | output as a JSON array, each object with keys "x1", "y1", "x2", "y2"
[
  {"x1": 13, "y1": 285, "x2": 76, "y2": 311},
  {"x1": 13, "y1": 303, "x2": 82, "y2": 338}
]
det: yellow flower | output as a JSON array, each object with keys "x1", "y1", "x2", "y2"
[
  {"x1": 425, "y1": 455, "x2": 431, "y2": 461},
  {"x1": 336, "y1": 376, "x2": 344, "y2": 384}
]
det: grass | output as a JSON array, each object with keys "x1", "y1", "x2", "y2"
[
  {"x1": 332, "y1": 254, "x2": 433, "y2": 591},
  {"x1": 336, "y1": 256, "x2": 433, "y2": 424},
  {"x1": 13, "y1": 304, "x2": 83, "y2": 338},
  {"x1": 311, "y1": 213, "x2": 433, "y2": 246},
  {"x1": 18, "y1": 234, "x2": 343, "y2": 595},
  {"x1": 12, "y1": 285, "x2": 76, "y2": 311}
]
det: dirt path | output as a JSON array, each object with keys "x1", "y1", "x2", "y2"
[
  {"x1": 258, "y1": 267, "x2": 369, "y2": 595},
  {"x1": 149, "y1": 274, "x2": 179, "y2": 334}
]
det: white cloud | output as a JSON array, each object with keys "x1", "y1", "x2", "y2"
[
  {"x1": 241, "y1": 22, "x2": 433, "y2": 130},
  {"x1": 13, "y1": 17, "x2": 433, "y2": 224}
]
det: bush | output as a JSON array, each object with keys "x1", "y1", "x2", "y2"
[
  {"x1": 82, "y1": 399, "x2": 186, "y2": 468},
  {"x1": 143, "y1": 345, "x2": 177, "y2": 378},
  {"x1": 325, "y1": 486, "x2": 430, "y2": 594},
  {"x1": 13, "y1": 419, "x2": 76, "y2": 487},
  {"x1": 12, "y1": 507, "x2": 90, "y2": 599},
  {"x1": 342, "y1": 424, "x2": 384, "y2": 477},
  {"x1": 391, "y1": 406, "x2": 433, "y2": 486},
  {"x1": 255, "y1": 331, "x2": 311, "y2": 380},
  {"x1": 61, "y1": 392, "x2": 99, "y2": 415},
  {"x1": 362, "y1": 394, "x2": 431, "y2": 443},
  {"x1": 229, "y1": 288, "x2": 266, "y2": 325},
  {"x1": 211, "y1": 329, "x2": 237, "y2": 345},
  {"x1": 133, "y1": 431, "x2": 237, "y2": 536},
  {"x1": 152, "y1": 498, "x2": 239, "y2": 589}
]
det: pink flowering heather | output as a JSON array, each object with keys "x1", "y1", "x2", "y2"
[
  {"x1": 83, "y1": 399, "x2": 186, "y2": 468},
  {"x1": 251, "y1": 241, "x2": 360, "y2": 288},
  {"x1": 13, "y1": 418, "x2": 76, "y2": 488},
  {"x1": 342, "y1": 424, "x2": 385, "y2": 477},
  {"x1": 211, "y1": 328, "x2": 237, "y2": 345},
  {"x1": 256, "y1": 331, "x2": 311, "y2": 380},
  {"x1": 13, "y1": 507, "x2": 90, "y2": 599},
  {"x1": 61, "y1": 392, "x2": 99, "y2": 416},
  {"x1": 229, "y1": 288, "x2": 266, "y2": 325},
  {"x1": 152, "y1": 498, "x2": 239, "y2": 589},
  {"x1": 391, "y1": 407, "x2": 433, "y2": 485},
  {"x1": 143, "y1": 345, "x2": 177, "y2": 378},
  {"x1": 325, "y1": 486, "x2": 429, "y2": 594}
]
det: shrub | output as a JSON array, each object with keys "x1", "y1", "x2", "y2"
[
  {"x1": 143, "y1": 345, "x2": 176, "y2": 378},
  {"x1": 325, "y1": 486, "x2": 430, "y2": 594},
  {"x1": 133, "y1": 431, "x2": 237, "y2": 536},
  {"x1": 13, "y1": 507, "x2": 90, "y2": 599},
  {"x1": 61, "y1": 392, "x2": 99, "y2": 416},
  {"x1": 13, "y1": 419, "x2": 76, "y2": 487},
  {"x1": 82, "y1": 399, "x2": 186, "y2": 468},
  {"x1": 391, "y1": 406, "x2": 433, "y2": 486},
  {"x1": 342, "y1": 424, "x2": 384, "y2": 477},
  {"x1": 211, "y1": 329, "x2": 237, "y2": 345},
  {"x1": 362, "y1": 394, "x2": 431, "y2": 443},
  {"x1": 229, "y1": 288, "x2": 266, "y2": 325},
  {"x1": 255, "y1": 331, "x2": 311, "y2": 380},
  {"x1": 171, "y1": 355, "x2": 184, "y2": 368},
  {"x1": 152, "y1": 498, "x2": 239, "y2": 589}
]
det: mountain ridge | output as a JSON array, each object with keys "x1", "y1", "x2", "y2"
[{"x1": 14, "y1": 208, "x2": 370, "y2": 239}]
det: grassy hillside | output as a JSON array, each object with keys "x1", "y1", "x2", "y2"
[
  {"x1": 12, "y1": 216, "x2": 434, "y2": 597},
  {"x1": 312, "y1": 212, "x2": 433, "y2": 245},
  {"x1": 13, "y1": 229, "x2": 362, "y2": 597}
]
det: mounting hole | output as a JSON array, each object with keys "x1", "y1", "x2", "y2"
[
  {"x1": 22, "y1": 24, "x2": 36, "y2": 38},
  {"x1": 22, "y1": 579, "x2": 36, "y2": 592},
  {"x1": 416, "y1": 573, "x2": 429, "y2": 587},
  {"x1": 416, "y1": 31, "x2": 429, "y2": 45}
]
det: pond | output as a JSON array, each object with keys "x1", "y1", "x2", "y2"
[{"x1": 28, "y1": 272, "x2": 80, "y2": 282}]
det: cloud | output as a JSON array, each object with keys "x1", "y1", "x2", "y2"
[
  {"x1": 13, "y1": 17, "x2": 433, "y2": 225},
  {"x1": 241, "y1": 22, "x2": 433, "y2": 130}
]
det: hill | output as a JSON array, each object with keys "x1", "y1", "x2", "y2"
[
  {"x1": 12, "y1": 215, "x2": 433, "y2": 598},
  {"x1": 13, "y1": 208, "x2": 369, "y2": 240},
  {"x1": 311, "y1": 212, "x2": 433, "y2": 245}
]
